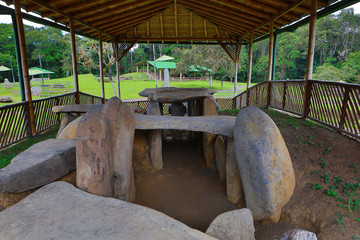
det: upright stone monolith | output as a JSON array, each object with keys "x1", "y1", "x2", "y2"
[
  {"x1": 76, "y1": 109, "x2": 113, "y2": 197},
  {"x1": 234, "y1": 106, "x2": 295, "y2": 222},
  {"x1": 147, "y1": 101, "x2": 163, "y2": 170},
  {"x1": 102, "y1": 97, "x2": 136, "y2": 202},
  {"x1": 202, "y1": 97, "x2": 217, "y2": 167}
]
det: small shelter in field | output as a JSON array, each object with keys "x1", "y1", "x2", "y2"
[{"x1": 29, "y1": 67, "x2": 54, "y2": 82}]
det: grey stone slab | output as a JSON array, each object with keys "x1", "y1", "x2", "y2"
[
  {"x1": 147, "y1": 101, "x2": 163, "y2": 171},
  {"x1": 234, "y1": 106, "x2": 295, "y2": 222},
  {"x1": 226, "y1": 138, "x2": 243, "y2": 204},
  {"x1": 76, "y1": 109, "x2": 113, "y2": 197},
  {"x1": 215, "y1": 136, "x2": 226, "y2": 181},
  {"x1": 0, "y1": 139, "x2": 76, "y2": 193},
  {"x1": 139, "y1": 87, "x2": 216, "y2": 103},
  {"x1": 135, "y1": 114, "x2": 235, "y2": 137},
  {"x1": 206, "y1": 208, "x2": 255, "y2": 240},
  {"x1": 56, "y1": 113, "x2": 77, "y2": 138},
  {"x1": 52, "y1": 104, "x2": 103, "y2": 113},
  {"x1": 0, "y1": 182, "x2": 215, "y2": 240}
]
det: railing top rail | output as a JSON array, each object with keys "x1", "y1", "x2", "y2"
[
  {"x1": 79, "y1": 91, "x2": 103, "y2": 98},
  {"x1": 32, "y1": 92, "x2": 76, "y2": 103},
  {"x1": 233, "y1": 81, "x2": 268, "y2": 99},
  {"x1": 0, "y1": 101, "x2": 29, "y2": 110},
  {"x1": 310, "y1": 79, "x2": 360, "y2": 88}
]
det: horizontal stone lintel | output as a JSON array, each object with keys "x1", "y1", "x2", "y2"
[{"x1": 135, "y1": 114, "x2": 235, "y2": 137}]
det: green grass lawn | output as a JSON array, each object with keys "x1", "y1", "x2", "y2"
[{"x1": 0, "y1": 73, "x2": 246, "y2": 105}]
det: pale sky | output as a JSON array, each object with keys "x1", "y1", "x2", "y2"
[{"x1": 0, "y1": 1, "x2": 360, "y2": 28}]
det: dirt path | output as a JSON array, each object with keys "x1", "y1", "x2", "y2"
[{"x1": 134, "y1": 140, "x2": 238, "y2": 232}]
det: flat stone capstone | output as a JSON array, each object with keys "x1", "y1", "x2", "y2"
[
  {"x1": 0, "y1": 181, "x2": 215, "y2": 240},
  {"x1": 0, "y1": 139, "x2": 76, "y2": 193}
]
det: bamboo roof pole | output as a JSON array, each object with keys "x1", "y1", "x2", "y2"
[
  {"x1": 99, "y1": 33, "x2": 105, "y2": 104},
  {"x1": 70, "y1": 17, "x2": 79, "y2": 104},
  {"x1": 266, "y1": 21, "x2": 274, "y2": 107},
  {"x1": 303, "y1": 0, "x2": 318, "y2": 118},
  {"x1": 247, "y1": 31, "x2": 253, "y2": 90},
  {"x1": 14, "y1": 0, "x2": 36, "y2": 136},
  {"x1": 234, "y1": 41, "x2": 242, "y2": 96},
  {"x1": 114, "y1": 41, "x2": 121, "y2": 99}
]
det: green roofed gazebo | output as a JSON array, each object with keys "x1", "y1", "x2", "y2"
[
  {"x1": 28, "y1": 67, "x2": 54, "y2": 76},
  {"x1": 0, "y1": 66, "x2": 11, "y2": 72}
]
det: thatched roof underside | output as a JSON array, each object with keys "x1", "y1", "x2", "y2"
[{"x1": 5, "y1": 0, "x2": 335, "y2": 44}]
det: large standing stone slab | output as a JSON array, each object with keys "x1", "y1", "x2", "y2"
[
  {"x1": 206, "y1": 208, "x2": 255, "y2": 240},
  {"x1": 58, "y1": 116, "x2": 82, "y2": 139},
  {"x1": 202, "y1": 97, "x2": 218, "y2": 167},
  {"x1": 102, "y1": 97, "x2": 136, "y2": 201},
  {"x1": 226, "y1": 138, "x2": 243, "y2": 204},
  {"x1": 133, "y1": 130, "x2": 153, "y2": 170},
  {"x1": 57, "y1": 113, "x2": 77, "y2": 138},
  {"x1": 0, "y1": 139, "x2": 76, "y2": 193},
  {"x1": 0, "y1": 182, "x2": 215, "y2": 240},
  {"x1": 139, "y1": 87, "x2": 216, "y2": 103},
  {"x1": 215, "y1": 135, "x2": 226, "y2": 181},
  {"x1": 234, "y1": 106, "x2": 295, "y2": 222},
  {"x1": 147, "y1": 101, "x2": 163, "y2": 170},
  {"x1": 76, "y1": 109, "x2": 113, "y2": 197}
]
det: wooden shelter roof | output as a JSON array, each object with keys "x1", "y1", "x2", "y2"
[{"x1": 4, "y1": 0, "x2": 340, "y2": 44}]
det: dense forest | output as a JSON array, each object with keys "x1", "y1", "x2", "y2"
[{"x1": 0, "y1": 8, "x2": 359, "y2": 84}]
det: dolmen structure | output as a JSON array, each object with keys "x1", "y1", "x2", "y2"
[{"x1": 0, "y1": 88, "x2": 296, "y2": 239}]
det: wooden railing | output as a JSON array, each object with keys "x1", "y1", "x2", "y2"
[
  {"x1": 1, "y1": 81, "x2": 358, "y2": 149},
  {"x1": 234, "y1": 80, "x2": 360, "y2": 140},
  {"x1": 0, "y1": 92, "x2": 103, "y2": 149}
]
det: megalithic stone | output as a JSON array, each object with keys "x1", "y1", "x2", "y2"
[
  {"x1": 147, "y1": 101, "x2": 163, "y2": 171},
  {"x1": 226, "y1": 138, "x2": 243, "y2": 204},
  {"x1": 215, "y1": 135, "x2": 226, "y2": 181},
  {"x1": 102, "y1": 97, "x2": 136, "y2": 202},
  {"x1": 202, "y1": 97, "x2": 218, "y2": 167},
  {"x1": 234, "y1": 106, "x2": 295, "y2": 222},
  {"x1": 76, "y1": 109, "x2": 113, "y2": 197}
]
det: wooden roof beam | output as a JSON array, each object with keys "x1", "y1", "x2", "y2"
[
  {"x1": 78, "y1": 0, "x2": 171, "y2": 23},
  {"x1": 178, "y1": 0, "x2": 262, "y2": 26},
  {"x1": 174, "y1": 0, "x2": 179, "y2": 43},
  {"x1": 25, "y1": 4, "x2": 41, "y2": 12},
  {"x1": 24, "y1": 0, "x2": 114, "y2": 39},
  {"x1": 178, "y1": 1, "x2": 256, "y2": 28},
  {"x1": 190, "y1": 11, "x2": 193, "y2": 43},
  {"x1": 208, "y1": 0, "x2": 275, "y2": 20},
  {"x1": 160, "y1": 12, "x2": 164, "y2": 43},
  {"x1": 117, "y1": 37, "x2": 235, "y2": 42},
  {"x1": 242, "y1": 0, "x2": 308, "y2": 38},
  {"x1": 86, "y1": 3, "x2": 172, "y2": 31},
  {"x1": 76, "y1": 0, "x2": 149, "y2": 19}
]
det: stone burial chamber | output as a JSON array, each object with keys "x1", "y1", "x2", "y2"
[{"x1": 74, "y1": 97, "x2": 295, "y2": 222}]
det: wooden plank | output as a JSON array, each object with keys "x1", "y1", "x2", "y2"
[
  {"x1": 160, "y1": 12, "x2": 164, "y2": 43},
  {"x1": 174, "y1": 0, "x2": 179, "y2": 43},
  {"x1": 69, "y1": 18, "x2": 79, "y2": 104}
]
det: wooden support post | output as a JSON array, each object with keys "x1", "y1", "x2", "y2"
[
  {"x1": 70, "y1": 17, "x2": 80, "y2": 104},
  {"x1": 234, "y1": 41, "x2": 242, "y2": 96},
  {"x1": 14, "y1": 0, "x2": 35, "y2": 136},
  {"x1": 282, "y1": 82, "x2": 287, "y2": 109},
  {"x1": 159, "y1": 69, "x2": 162, "y2": 82},
  {"x1": 180, "y1": 71, "x2": 183, "y2": 81},
  {"x1": 247, "y1": 31, "x2": 253, "y2": 90},
  {"x1": 234, "y1": 61, "x2": 238, "y2": 96},
  {"x1": 136, "y1": 65, "x2": 139, "y2": 73},
  {"x1": 147, "y1": 62, "x2": 149, "y2": 74},
  {"x1": 266, "y1": 21, "x2": 274, "y2": 108},
  {"x1": 115, "y1": 42, "x2": 121, "y2": 99},
  {"x1": 339, "y1": 87, "x2": 350, "y2": 129},
  {"x1": 99, "y1": 33, "x2": 105, "y2": 104},
  {"x1": 303, "y1": 0, "x2": 318, "y2": 118}
]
